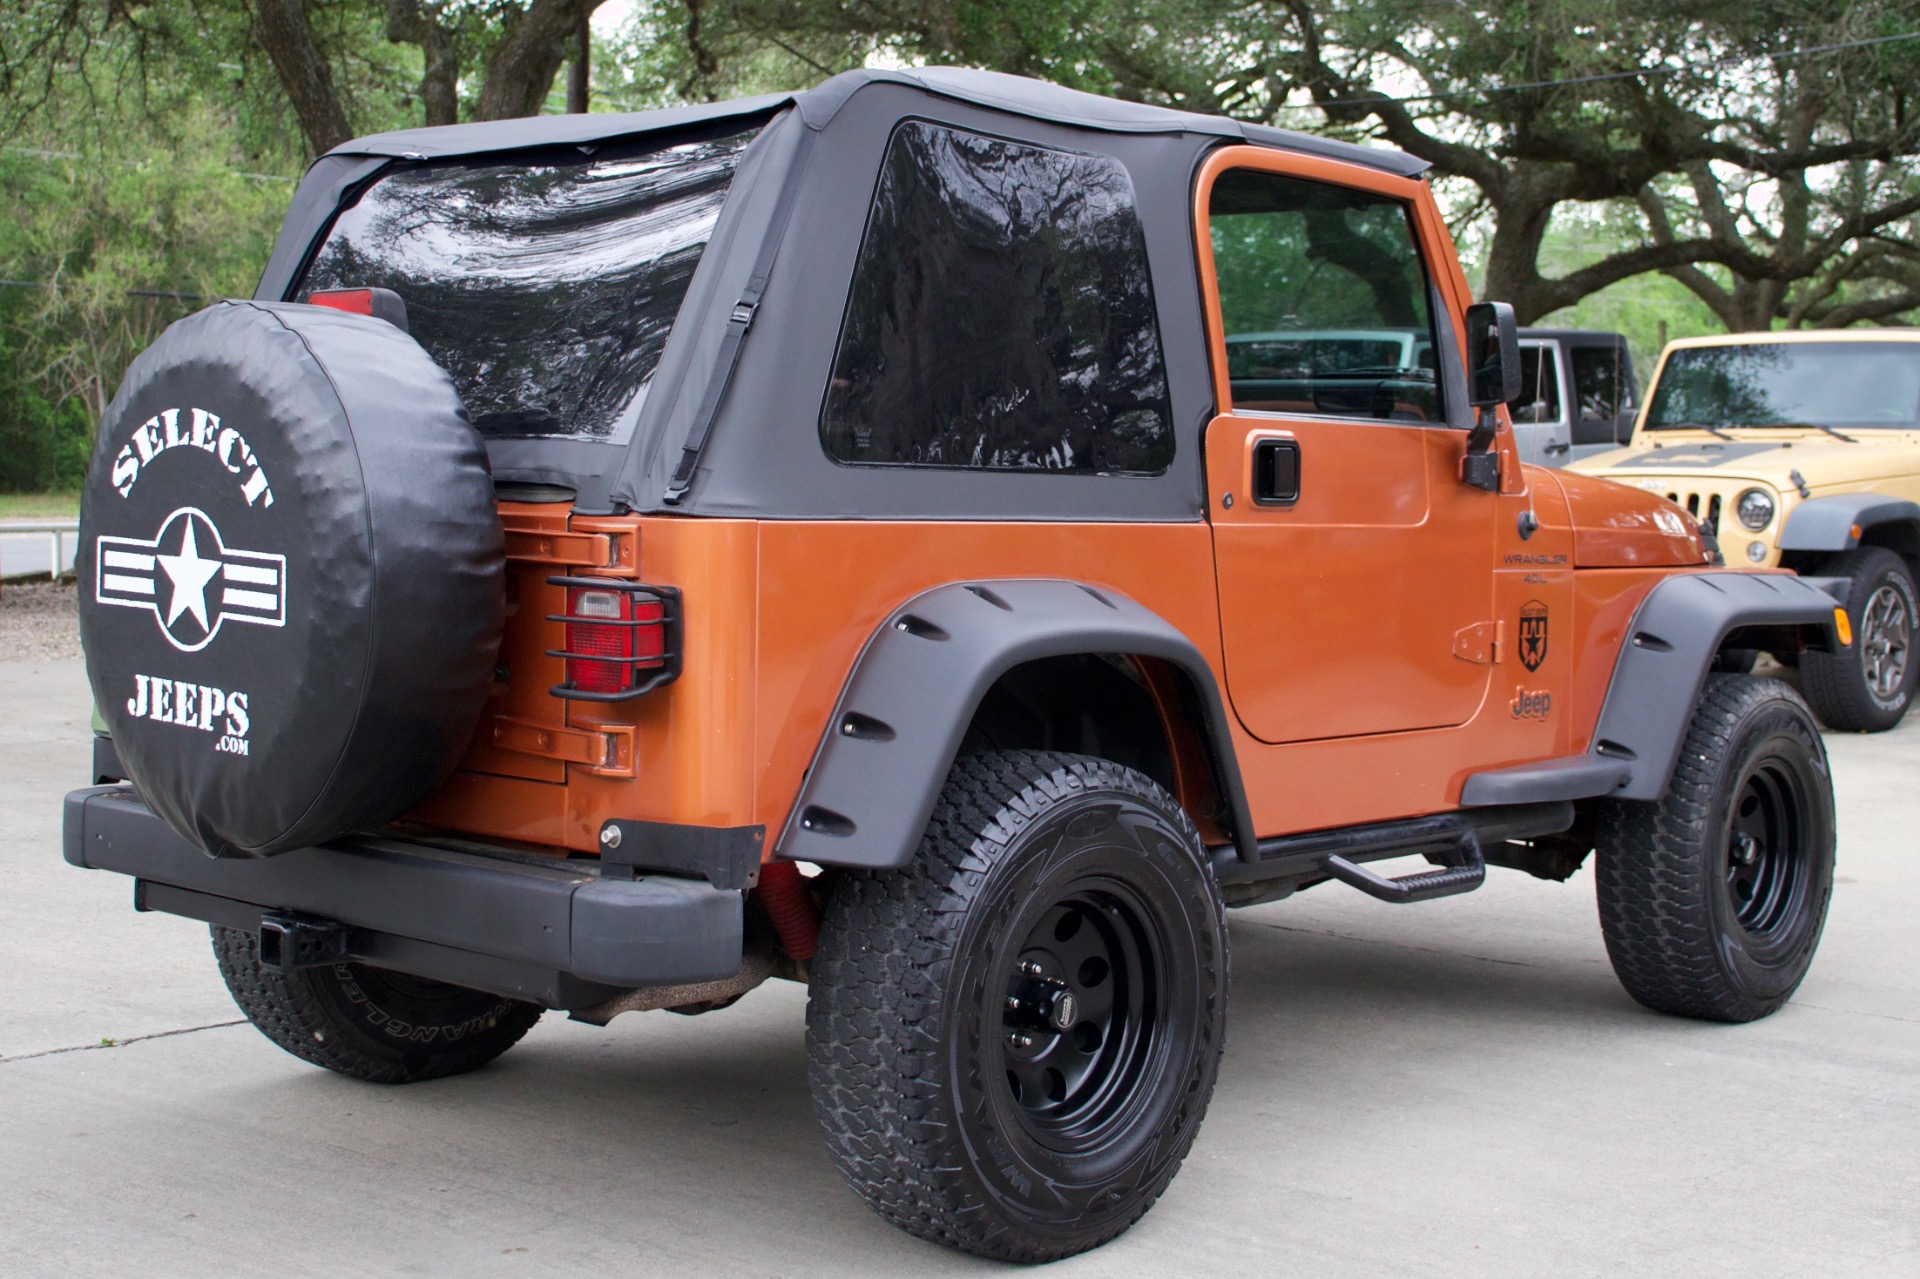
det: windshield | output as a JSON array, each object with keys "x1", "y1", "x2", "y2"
[
  {"x1": 1645, "y1": 341, "x2": 1920, "y2": 432},
  {"x1": 298, "y1": 125, "x2": 759, "y2": 442}
]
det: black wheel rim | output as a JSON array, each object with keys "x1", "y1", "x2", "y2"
[
  {"x1": 999, "y1": 881, "x2": 1162, "y2": 1147},
  {"x1": 1724, "y1": 755, "x2": 1811, "y2": 937},
  {"x1": 1858, "y1": 582, "x2": 1911, "y2": 702}
]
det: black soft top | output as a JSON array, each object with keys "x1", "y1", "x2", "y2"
[
  {"x1": 258, "y1": 69, "x2": 1453, "y2": 519},
  {"x1": 316, "y1": 68, "x2": 1428, "y2": 176}
]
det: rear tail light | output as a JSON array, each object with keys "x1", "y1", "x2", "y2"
[
  {"x1": 306, "y1": 286, "x2": 411, "y2": 333},
  {"x1": 547, "y1": 577, "x2": 680, "y2": 701}
]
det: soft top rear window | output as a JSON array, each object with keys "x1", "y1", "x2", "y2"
[{"x1": 298, "y1": 125, "x2": 759, "y2": 442}]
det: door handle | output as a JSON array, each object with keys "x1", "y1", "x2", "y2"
[
  {"x1": 1543, "y1": 440, "x2": 1570, "y2": 455},
  {"x1": 1253, "y1": 438, "x2": 1300, "y2": 505}
]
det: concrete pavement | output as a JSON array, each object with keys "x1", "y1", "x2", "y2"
[{"x1": 2, "y1": 657, "x2": 1914, "y2": 1277}]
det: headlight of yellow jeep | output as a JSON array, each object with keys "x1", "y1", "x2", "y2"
[{"x1": 1735, "y1": 487, "x2": 1776, "y2": 532}]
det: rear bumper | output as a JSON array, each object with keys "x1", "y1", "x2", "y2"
[{"x1": 63, "y1": 786, "x2": 743, "y2": 1009}]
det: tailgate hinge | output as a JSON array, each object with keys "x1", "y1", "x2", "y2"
[
  {"x1": 499, "y1": 512, "x2": 638, "y2": 577},
  {"x1": 1453, "y1": 620, "x2": 1504, "y2": 665},
  {"x1": 489, "y1": 715, "x2": 636, "y2": 778}
]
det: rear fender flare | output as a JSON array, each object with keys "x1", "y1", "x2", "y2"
[
  {"x1": 1590, "y1": 571, "x2": 1840, "y2": 801},
  {"x1": 775, "y1": 580, "x2": 1254, "y2": 870}
]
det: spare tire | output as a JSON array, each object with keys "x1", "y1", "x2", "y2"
[{"x1": 78, "y1": 301, "x2": 504, "y2": 857}]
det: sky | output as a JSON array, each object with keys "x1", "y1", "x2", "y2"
[{"x1": 592, "y1": 0, "x2": 636, "y2": 36}]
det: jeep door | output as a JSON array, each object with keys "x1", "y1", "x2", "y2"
[{"x1": 1198, "y1": 150, "x2": 1498, "y2": 744}]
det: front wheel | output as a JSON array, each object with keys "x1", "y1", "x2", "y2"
[
  {"x1": 1594, "y1": 676, "x2": 1835, "y2": 1022},
  {"x1": 806, "y1": 751, "x2": 1228, "y2": 1262},
  {"x1": 1801, "y1": 546, "x2": 1917, "y2": 732}
]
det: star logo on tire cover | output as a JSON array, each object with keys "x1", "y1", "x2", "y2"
[{"x1": 95, "y1": 507, "x2": 287, "y2": 652}]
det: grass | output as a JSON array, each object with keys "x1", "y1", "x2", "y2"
[{"x1": 0, "y1": 493, "x2": 79, "y2": 520}]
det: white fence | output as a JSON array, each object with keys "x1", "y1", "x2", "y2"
[{"x1": 0, "y1": 520, "x2": 80, "y2": 580}]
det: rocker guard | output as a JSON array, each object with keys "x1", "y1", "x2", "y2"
[{"x1": 63, "y1": 786, "x2": 743, "y2": 1009}]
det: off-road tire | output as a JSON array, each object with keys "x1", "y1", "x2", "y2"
[
  {"x1": 212, "y1": 926, "x2": 543, "y2": 1083},
  {"x1": 1594, "y1": 675, "x2": 1835, "y2": 1022},
  {"x1": 806, "y1": 751, "x2": 1229, "y2": 1262},
  {"x1": 1801, "y1": 546, "x2": 1917, "y2": 732}
]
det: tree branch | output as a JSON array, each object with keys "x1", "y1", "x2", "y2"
[{"x1": 252, "y1": 0, "x2": 352, "y2": 154}]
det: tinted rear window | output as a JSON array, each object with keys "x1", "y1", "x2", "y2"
[
  {"x1": 1571, "y1": 344, "x2": 1630, "y2": 421},
  {"x1": 299, "y1": 126, "x2": 758, "y2": 442},
  {"x1": 820, "y1": 120, "x2": 1174, "y2": 474}
]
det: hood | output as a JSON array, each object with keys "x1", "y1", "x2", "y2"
[
  {"x1": 1571, "y1": 429, "x2": 1920, "y2": 490},
  {"x1": 1540, "y1": 468, "x2": 1714, "y2": 569}
]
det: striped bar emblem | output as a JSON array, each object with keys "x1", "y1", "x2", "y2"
[{"x1": 95, "y1": 507, "x2": 287, "y2": 653}]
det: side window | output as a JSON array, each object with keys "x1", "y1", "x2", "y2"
[
  {"x1": 1511, "y1": 345, "x2": 1563, "y2": 424},
  {"x1": 1572, "y1": 345, "x2": 1627, "y2": 421},
  {"x1": 820, "y1": 121, "x2": 1174, "y2": 474},
  {"x1": 1208, "y1": 169, "x2": 1442, "y2": 423}
]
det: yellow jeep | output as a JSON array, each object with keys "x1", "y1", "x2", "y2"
[{"x1": 1570, "y1": 330, "x2": 1920, "y2": 730}]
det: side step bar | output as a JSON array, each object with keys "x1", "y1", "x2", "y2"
[
  {"x1": 1212, "y1": 802, "x2": 1570, "y2": 905},
  {"x1": 1324, "y1": 833, "x2": 1485, "y2": 904}
]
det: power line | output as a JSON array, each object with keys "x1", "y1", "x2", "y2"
[{"x1": 1300, "y1": 29, "x2": 1920, "y2": 109}]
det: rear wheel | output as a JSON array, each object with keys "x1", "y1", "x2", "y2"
[
  {"x1": 806, "y1": 751, "x2": 1228, "y2": 1262},
  {"x1": 1594, "y1": 676, "x2": 1835, "y2": 1022},
  {"x1": 1801, "y1": 546, "x2": 1917, "y2": 732},
  {"x1": 212, "y1": 926, "x2": 543, "y2": 1083}
]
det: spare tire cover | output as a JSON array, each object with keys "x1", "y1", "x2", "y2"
[{"x1": 78, "y1": 301, "x2": 504, "y2": 857}]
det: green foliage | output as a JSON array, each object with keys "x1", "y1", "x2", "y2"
[
  {"x1": 3, "y1": 0, "x2": 1919, "y2": 494},
  {"x1": 1476, "y1": 206, "x2": 1727, "y2": 368},
  {"x1": 0, "y1": 296, "x2": 91, "y2": 492},
  {"x1": 1535, "y1": 268, "x2": 1725, "y2": 373},
  {"x1": 0, "y1": 107, "x2": 292, "y2": 493},
  {"x1": 0, "y1": 492, "x2": 80, "y2": 518}
]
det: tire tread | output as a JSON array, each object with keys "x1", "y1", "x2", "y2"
[
  {"x1": 804, "y1": 750, "x2": 1224, "y2": 1262},
  {"x1": 1594, "y1": 675, "x2": 1831, "y2": 1022},
  {"x1": 212, "y1": 926, "x2": 542, "y2": 1084}
]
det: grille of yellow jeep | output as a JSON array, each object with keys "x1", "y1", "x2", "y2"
[{"x1": 1665, "y1": 489, "x2": 1725, "y2": 536}]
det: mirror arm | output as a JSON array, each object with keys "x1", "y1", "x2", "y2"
[
  {"x1": 1462, "y1": 406, "x2": 1502, "y2": 492},
  {"x1": 1466, "y1": 405, "x2": 1498, "y2": 454}
]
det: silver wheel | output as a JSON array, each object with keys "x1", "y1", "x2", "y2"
[
  {"x1": 1858, "y1": 582, "x2": 1911, "y2": 704},
  {"x1": 1801, "y1": 546, "x2": 1919, "y2": 732}
]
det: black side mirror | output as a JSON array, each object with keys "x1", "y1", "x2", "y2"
[{"x1": 1465, "y1": 301, "x2": 1521, "y2": 408}]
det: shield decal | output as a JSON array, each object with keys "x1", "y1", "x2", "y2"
[{"x1": 1519, "y1": 600, "x2": 1549, "y2": 672}]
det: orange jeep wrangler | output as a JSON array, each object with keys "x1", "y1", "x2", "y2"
[{"x1": 67, "y1": 69, "x2": 1847, "y2": 1262}]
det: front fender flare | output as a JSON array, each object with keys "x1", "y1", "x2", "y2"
[
  {"x1": 1778, "y1": 494, "x2": 1920, "y2": 554},
  {"x1": 775, "y1": 580, "x2": 1254, "y2": 870},
  {"x1": 1590, "y1": 572, "x2": 1839, "y2": 801}
]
